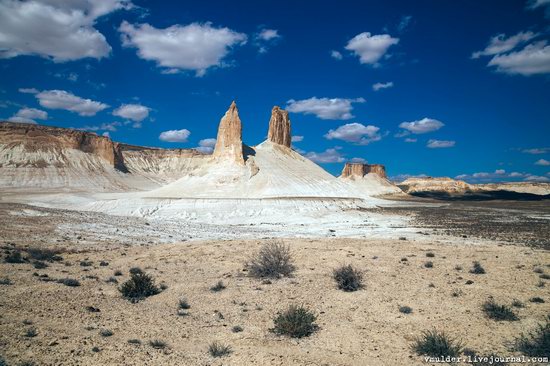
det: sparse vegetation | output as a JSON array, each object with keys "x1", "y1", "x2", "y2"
[
  {"x1": 5, "y1": 250, "x2": 24, "y2": 263},
  {"x1": 149, "y1": 340, "x2": 167, "y2": 349},
  {"x1": 106, "y1": 277, "x2": 118, "y2": 284},
  {"x1": 514, "y1": 315, "x2": 550, "y2": 357},
  {"x1": 424, "y1": 261, "x2": 433, "y2": 268},
  {"x1": 25, "y1": 328, "x2": 37, "y2": 338},
  {"x1": 412, "y1": 329, "x2": 463, "y2": 357},
  {"x1": 32, "y1": 260, "x2": 48, "y2": 269},
  {"x1": 246, "y1": 242, "x2": 296, "y2": 279},
  {"x1": 454, "y1": 265, "x2": 462, "y2": 271},
  {"x1": 114, "y1": 270, "x2": 122, "y2": 276},
  {"x1": 533, "y1": 267, "x2": 544, "y2": 274},
  {"x1": 0, "y1": 278, "x2": 12, "y2": 285},
  {"x1": 399, "y1": 306, "x2": 413, "y2": 314},
  {"x1": 27, "y1": 247, "x2": 63, "y2": 262},
  {"x1": 529, "y1": 297, "x2": 545, "y2": 303},
  {"x1": 178, "y1": 297, "x2": 190, "y2": 310},
  {"x1": 128, "y1": 339, "x2": 141, "y2": 345},
  {"x1": 465, "y1": 280, "x2": 474, "y2": 285},
  {"x1": 470, "y1": 261, "x2": 486, "y2": 274},
  {"x1": 482, "y1": 299, "x2": 518, "y2": 321},
  {"x1": 99, "y1": 261, "x2": 109, "y2": 266},
  {"x1": 272, "y1": 305, "x2": 318, "y2": 338},
  {"x1": 119, "y1": 269, "x2": 160, "y2": 302},
  {"x1": 100, "y1": 329, "x2": 113, "y2": 337},
  {"x1": 232, "y1": 325, "x2": 243, "y2": 333},
  {"x1": 512, "y1": 299, "x2": 525, "y2": 308},
  {"x1": 57, "y1": 278, "x2": 80, "y2": 287},
  {"x1": 208, "y1": 341, "x2": 232, "y2": 357},
  {"x1": 539, "y1": 273, "x2": 550, "y2": 280},
  {"x1": 80, "y1": 260, "x2": 93, "y2": 267},
  {"x1": 210, "y1": 280, "x2": 226, "y2": 292},
  {"x1": 426, "y1": 252, "x2": 435, "y2": 258},
  {"x1": 333, "y1": 264, "x2": 363, "y2": 292}
]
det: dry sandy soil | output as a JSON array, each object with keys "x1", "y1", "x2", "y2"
[{"x1": 1, "y1": 202, "x2": 549, "y2": 365}]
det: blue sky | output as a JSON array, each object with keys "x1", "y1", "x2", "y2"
[{"x1": 1, "y1": 0, "x2": 549, "y2": 182}]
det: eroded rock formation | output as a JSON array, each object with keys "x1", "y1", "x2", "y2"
[
  {"x1": 267, "y1": 106, "x2": 291, "y2": 148},
  {"x1": 341, "y1": 163, "x2": 387, "y2": 179},
  {"x1": 213, "y1": 101, "x2": 244, "y2": 164}
]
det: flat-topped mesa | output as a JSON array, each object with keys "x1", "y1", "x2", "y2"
[
  {"x1": 341, "y1": 163, "x2": 387, "y2": 179},
  {"x1": 212, "y1": 101, "x2": 244, "y2": 165},
  {"x1": 267, "y1": 106, "x2": 291, "y2": 148}
]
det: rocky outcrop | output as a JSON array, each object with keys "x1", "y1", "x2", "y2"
[
  {"x1": 341, "y1": 163, "x2": 387, "y2": 179},
  {"x1": 267, "y1": 106, "x2": 291, "y2": 148},
  {"x1": 398, "y1": 177, "x2": 471, "y2": 193},
  {"x1": 213, "y1": 101, "x2": 244, "y2": 165},
  {"x1": 0, "y1": 122, "x2": 127, "y2": 171}
]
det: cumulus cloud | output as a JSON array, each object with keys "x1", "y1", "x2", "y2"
[
  {"x1": 159, "y1": 129, "x2": 191, "y2": 142},
  {"x1": 427, "y1": 139, "x2": 455, "y2": 148},
  {"x1": 535, "y1": 158, "x2": 550, "y2": 166},
  {"x1": 113, "y1": 104, "x2": 150, "y2": 122},
  {"x1": 331, "y1": 50, "x2": 343, "y2": 60},
  {"x1": 19, "y1": 88, "x2": 39, "y2": 94},
  {"x1": 257, "y1": 28, "x2": 280, "y2": 41},
  {"x1": 372, "y1": 81, "x2": 394, "y2": 91},
  {"x1": 0, "y1": 0, "x2": 132, "y2": 61},
  {"x1": 487, "y1": 41, "x2": 550, "y2": 76},
  {"x1": 196, "y1": 138, "x2": 216, "y2": 154},
  {"x1": 350, "y1": 157, "x2": 367, "y2": 163},
  {"x1": 119, "y1": 21, "x2": 247, "y2": 76},
  {"x1": 254, "y1": 28, "x2": 281, "y2": 53},
  {"x1": 522, "y1": 147, "x2": 550, "y2": 154},
  {"x1": 35, "y1": 90, "x2": 108, "y2": 116},
  {"x1": 525, "y1": 174, "x2": 550, "y2": 182},
  {"x1": 286, "y1": 97, "x2": 365, "y2": 120},
  {"x1": 324, "y1": 123, "x2": 382, "y2": 145},
  {"x1": 305, "y1": 148, "x2": 345, "y2": 163},
  {"x1": 81, "y1": 121, "x2": 122, "y2": 132},
  {"x1": 12, "y1": 107, "x2": 47, "y2": 121},
  {"x1": 471, "y1": 31, "x2": 538, "y2": 59},
  {"x1": 399, "y1": 118, "x2": 444, "y2": 134},
  {"x1": 345, "y1": 32, "x2": 399, "y2": 65},
  {"x1": 404, "y1": 138, "x2": 417, "y2": 143},
  {"x1": 7, "y1": 116, "x2": 37, "y2": 124},
  {"x1": 291, "y1": 135, "x2": 304, "y2": 143}
]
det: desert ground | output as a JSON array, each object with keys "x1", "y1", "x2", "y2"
[{"x1": 1, "y1": 199, "x2": 549, "y2": 366}]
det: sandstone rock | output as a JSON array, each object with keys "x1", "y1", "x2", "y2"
[
  {"x1": 341, "y1": 163, "x2": 387, "y2": 179},
  {"x1": 213, "y1": 101, "x2": 244, "y2": 164},
  {"x1": 267, "y1": 106, "x2": 291, "y2": 148}
]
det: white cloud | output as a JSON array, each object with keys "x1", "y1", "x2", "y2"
[
  {"x1": 397, "y1": 15, "x2": 413, "y2": 33},
  {"x1": 324, "y1": 123, "x2": 382, "y2": 145},
  {"x1": 286, "y1": 97, "x2": 365, "y2": 120},
  {"x1": 13, "y1": 107, "x2": 47, "y2": 120},
  {"x1": 495, "y1": 169, "x2": 506, "y2": 174},
  {"x1": 524, "y1": 174, "x2": 550, "y2": 182},
  {"x1": 522, "y1": 147, "x2": 550, "y2": 154},
  {"x1": 254, "y1": 28, "x2": 281, "y2": 53},
  {"x1": 535, "y1": 158, "x2": 550, "y2": 166},
  {"x1": 372, "y1": 81, "x2": 394, "y2": 91},
  {"x1": 257, "y1": 28, "x2": 280, "y2": 41},
  {"x1": 331, "y1": 50, "x2": 343, "y2": 60},
  {"x1": 527, "y1": 0, "x2": 550, "y2": 17},
  {"x1": 427, "y1": 139, "x2": 455, "y2": 148},
  {"x1": 196, "y1": 138, "x2": 216, "y2": 154},
  {"x1": 345, "y1": 32, "x2": 399, "y2": 65},
  {"x1": 305, "y1": 148, "x2": 345, "y2": 163},
  {"x1": 102, "y1": 131, "x2": 110, "y2": 138},
  {"x1": 471, "y1": 31, "x2": 538, "y2": 59},
  {"x1": 119, "y1": 21, "x2": 247, "y2": 76},
  {"x1": 19, "y1": 88, "x2": 39, "y2": 94},
  {"x1": 390, "y1": 173, "x2": 428, "y2": 182},
  {"x1": 0, "y1": 0, "x2": 131, "y2": 61},
  {"x1": 82, "y1": 122, "x2": 122, "y2": 132},
  {"x1": 350, "y1": 157, "x2": 367, "y2": 163},
  {"x1": 7, "y1": 116, "x2": 37, "y2": 124},
  {"x1": 404, "y1": 138, "x2": 417, "y2": 143},
  {"x1": 35, "y1": 90, "x2": 108, "y2": 116},
  {"x1": 487, "y1": 41, "x2": 550, "y2": 76},
  {"x1": 291, "y1": 135, "x2": 304, "y2": 142},
  {"x1": 113, "y1": 104, "x2": 150, "y2": 122},
  {"x1": 399, "y1": 118, "x2": 444, "y2": 134},
  {"x1": 159, "y1": 129, "x2": 191, "y2": 142}
]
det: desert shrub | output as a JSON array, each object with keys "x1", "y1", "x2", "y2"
[
  {"x1": 119, "y1": 270, "x2": 160, "y2": 302},
  {"x1": 106, "y1": 277, "x2": 118, "y2": 284},
  {"x1": 99, "y1": 261, "x2": 109, "y2": 266},
  {"x1": 412, "y1": 329, "x2": 463, "y2": 357},
  {"x1": 210, "y1": 280, "x2": 226, "y2": 292},
  {"x1": 128, "y1": 339, "x2": 141, "y2": 344},
  {"x1": 58, "y1": 278, "x2": 80, "y2": 287},
  {"x1": 470, "y1": 261, "x2": 486, "y2": 274},
  {"x1": 179, "y1": 297, "x2": 191, "y2": 310},
  {"x1": 129, "y1": 267, "x2": 143, "y2": 275},
  {"x1": 100, "y1": 329, "x2": 113, "y2": 337},
  {"x1": 512, "y1": 299, "x2": 525, "y2": 308},
  {"x1": 536, "y1": 281, "x2": 545, "y2": 288},
  {"x1": 149, "y1": 340, "x2": 167, "y2": 349},
  {"x1": 424, "y1": 261, "x2": 433, "y2": 268},
  {"x1": 27, "y1": 247, "x2": 63, "y2": 262},
  {"x1": 208, "y1": 341, "x2": 232, "y2": 357},
  {"x1": 399, "y1": 306, "x2": 413, "y2": 314},
  {"x1": 426, "y1": 252, "x2": 435, "y2": 258},
  {"x1": 0, "y1": 278, "x2": 12, "y2": 285},
  {"x1": 272, "y1": 305, "x2": 318, "y2": 338},
  {"x1": 80, "y1": 261, "x2": 93, "y2": 267},
  {"x1": 160, "y1": 283, "x2": 168, "y2": 290},
  {"x1": 454, "y1": 265, "x2": 463, "y2": 271},
  {"x1": 534, "y1": 267, "x2": 544, "y2": 274},
  {"x1": 333, "y1": 264, "x2": 363, "y2": 292},
  {"x1": 530, "y1": 297, "x2": 545, "y2": 303},
  {"x1": 514, "y1": 315, "x2": 550, "y2": 357},
  {"x1": 114, "y1": 270, "x2": 123, "y2": 276},
  {"x1": 482, "y1": 299, "x2": 518, "y2": 321},
  {"x1": 86, "y1": 306, "x2": 100, "y2": 313},
  {"x1": 32, "y1": 261, "x2": 48, "y2": 269},
  {"x1": 25, "y1": 328, "x2": 37, "y2": 337},
  {"x1": 465, "y1": 280, "x2": 474, "y2": 285},
  {"x1": 539, "y1": 274, "x2": 550, "y2": 280},
  {"x1": 5, "y1": 250, "x2": 24, "y2": 263},
  {"x1": 232, "y1": 325, "x2": 243, "y2": 333},
  {"x1": 91, "y1": 347, "x2": 100, "y2": 353},
  {"x1": 245, "y1": 242, "x2": 296, "y2": 279}
]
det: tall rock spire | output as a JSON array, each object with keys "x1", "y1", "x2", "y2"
[
  {"x1": 267, "y1": 106, "x2": 291, "y2": 148},
  {"x1": 213, "y1": 101, "x2": 244, "y2": 165}
]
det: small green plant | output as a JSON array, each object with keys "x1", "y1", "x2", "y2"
[
  {"x1": 5, "y1": 250, "x2": 25, "y2": 263},
  {"x1": 272, "y1": 305, "x2": 318, "y2": 338},
  {"x1": 514, "y1": 315, "x2": 550, "y2": 357},
  {"x1": 470, "y1": 261, "x2": 485, "y2": 274},
  {"x1": 539, "y1": 273, "x2": 550, "y2": 280},
  {"x1": 246, "y1": 242, "x2": 296, "y2": 279},
  {"x1": 58, "y1": 278, "x2": 80, "y2": 287},
  {"x1": 529, "y1": 297, "x2": 545, "y2": 303},
  {"x1": 100, "y1": 329, "x2": 113, "y2": 337},
  {"x1": 179, "y1": 297, "x2": 191, "y2": 310},
  {"x1": 25, "y1": 328, "x2": 38, "y2": 337},
  {"x1": 149, "y1": 339, "x2": 167, "y2": 349},
  {"x1": 333, "y1": 264, "x2": 363, "y2": 292},
  {"x1": 426, "y1": 252, "x2": 435, "y2": 258},
  {"x1": 232, "y1": 325, "x2": 243, "y2": 333},
  {"x1": 208, "y1": 341, "x2": 232, "y2": 357},
  {"x1": 482, "y1": 299, "x2": 518, "y2": 321},
  {"x1": 412, "y1": 329, "x2": 463, "y2": 357},
  {"x1": 399, "y1": 306, "x2": 413, "y2": 314},
  {"x1": 119, "y1": 269, "x2": 160, "y2": 302},
  {"x1": 210, "y1": 280, "x2": 226, "y2": 292},
  {"x1": 0, "y1": 278, "x2": 12, "y2": 285},
  {"x1": 511, "y1": 299, "x2": 524, "y2": 308},
  {"x1": 114, "y1": 270, "x2": 123, "y2": 276},
  {"x1": 424, "y1": 261, "x2": 433, "y2": 268}
]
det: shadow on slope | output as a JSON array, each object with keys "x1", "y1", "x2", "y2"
[{"x1": 408, "y1": 190, "x2": 550, "y2": 201}]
